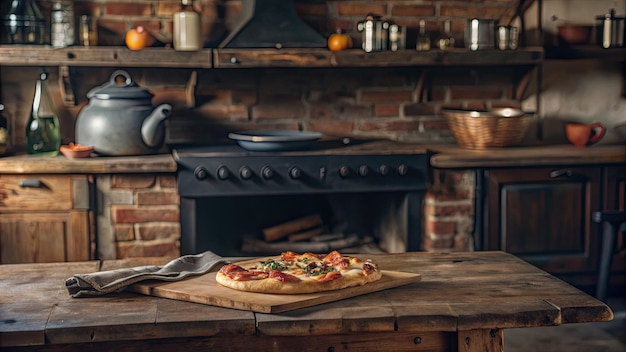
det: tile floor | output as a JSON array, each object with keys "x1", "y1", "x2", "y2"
[{"x1": 505, "y1": 296, "x2": 626, "y2": 352}]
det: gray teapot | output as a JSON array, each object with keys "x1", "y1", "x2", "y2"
[{"x1": 76, "y1": 70, "x2": 171, "y2": 156}]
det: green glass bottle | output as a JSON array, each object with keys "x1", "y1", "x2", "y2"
[{"x1": 26, "y1": 71, "x2": 61, "y2": 156}]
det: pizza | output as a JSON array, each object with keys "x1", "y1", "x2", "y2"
[{"x1": 215, "y1": 250, "x2": 382, "y2": 294}]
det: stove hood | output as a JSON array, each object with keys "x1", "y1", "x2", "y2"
[{"x1": 218, "y1": 0, "x2": 326, "y2": 48}]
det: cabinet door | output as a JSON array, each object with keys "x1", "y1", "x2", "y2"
[
  {"x1": 0, "y1": 211, "x2": 90, "y2": 264},
  {"x1": 603, "y1": 166, "x2": 625, "y2": 278},
  {"x1": 486, "y1": 167, "x2": 602, "y2": 280}
]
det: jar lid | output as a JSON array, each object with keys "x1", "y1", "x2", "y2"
[{"x1": 87, "y1": 70, "x2": 154, "y2": 100}]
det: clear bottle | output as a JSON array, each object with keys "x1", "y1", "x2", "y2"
[
  {"x1": 416, "y1": 19, "x2": 431, "y2": 51},
  {"x1": 1, "y1": 0, "x2": 46, "y2": 44},
  {"x1": 0, "y1": 104, "x2": 10, "y2": 156},
  {"x1": 173, "y1": 0, "x2": 202, "y2": 51},
  {"x1": 26, "y1": 72, "x2": 61, "y2": 156},
  {"x1": 437, "y1": 20, "x2": 455, "y2": 50},
  {"x1": 51, "y1": 0, "x2": 75, "y2": 48}
]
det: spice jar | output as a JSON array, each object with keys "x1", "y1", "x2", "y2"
[{"x1": 51, "y1": 0, "x2": 75, "y2": 48}]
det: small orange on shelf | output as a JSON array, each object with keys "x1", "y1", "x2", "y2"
[
  {"x1": 125, "y1": 26, "x2": 155, "y2": 50},
  {"x1": 327, "y1": 29, "x2": 352, "y2": 52}
]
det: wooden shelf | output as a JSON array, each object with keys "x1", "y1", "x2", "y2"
[
  {"x1": 0, "y1": 45, "x2": 544, "y2": 69},
  {"x1": 545, "y1": 46, "x2": 626, "y2": 61},
  {"x1": 0, "y1": 46, "x2": 213, "y2": 68}
]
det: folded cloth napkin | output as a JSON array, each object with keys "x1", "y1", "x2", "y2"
[{"x1": 65, "y1": 251, "x2": 228, "y2": 298}]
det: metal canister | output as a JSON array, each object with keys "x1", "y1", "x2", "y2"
[
  {"x1": 465, "y1": 18, "x2": 496, "y2": 51},
  {"x1": 496, "y1": 25, "x2": 519, "y2": 50},
  {"x1": 357, "y1": 14, "x2": 390, "y2": 52}
]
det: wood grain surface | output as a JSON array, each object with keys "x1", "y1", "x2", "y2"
[
  {"x1": 0, "y1": 251, "x2": 614, "y2": 352},
  {"x1": 129, "y1": 270, "x2": 421, "y2": 313}
]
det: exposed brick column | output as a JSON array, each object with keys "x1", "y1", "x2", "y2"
[
  {"x1": 97, "y1": 174, "x2": 180, "y2": 259},
  {"x1": 423, "y1": 170, "x2": 475, "y2": 252}
]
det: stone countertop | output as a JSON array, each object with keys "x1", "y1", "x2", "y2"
[
  {"x1": 0, "y1": 144, "x2": 623, "y2": 174},
  {"x1": 428, "y1": 144, "x2": 625, "y2": 169}
]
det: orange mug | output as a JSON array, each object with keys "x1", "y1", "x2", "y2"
[{"x1": 565, "y1": 122, "x2": 606, "y2": 147}]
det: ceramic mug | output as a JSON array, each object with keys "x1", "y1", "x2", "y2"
[{"x1": 565, "y1": 122, "x2": 606, "y2": 147}]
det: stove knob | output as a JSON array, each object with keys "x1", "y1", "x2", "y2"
[
  {"x1": 289, "y1": 167, "x2": 302, "y2": 179},
  {"x1": 261, "y1": 166, "x2": 274, "y2": 179},
  {"x1": 378, "y1": 164, "x2": 390, "y2": 176},
  {"x1": 397, "y1": 164, "x2": 409, "y2": 176},
  {"x1": 216, "y1": 165, "x2": 230, "y2": 180},
  {"x1": 194, "y1": 166, "x2": 209, "y2": 180},
  {"x1": 339, "y1": 166, "x2": 352, "y2": 178},
  {"x1": 358, "y1": 165, "x2": 369, "y2": 177},
  {"x1": 239, "y1": 166, "x2": 253, "y2": 180}
]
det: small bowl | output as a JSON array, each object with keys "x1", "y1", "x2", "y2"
[
  {"x1": 558, "y1": 24, "x2": 592, "y2": 45},
  {"x1": 60, "y1": 144, "x2": 94, "y2": 159}
]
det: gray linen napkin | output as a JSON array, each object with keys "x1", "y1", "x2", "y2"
[{"x1": 66, "y1": 251, "x2": 228, "y2": 298}]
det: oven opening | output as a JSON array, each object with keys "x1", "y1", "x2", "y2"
[{"x1": 181, "y1": 191, "x2": 422, "y2": 256}]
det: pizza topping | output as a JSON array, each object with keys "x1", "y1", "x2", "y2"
[
  {"x1": 362, "y1": 263, "x2": 377, "y2": 275},
  {"x1": 219, "y1": 264, "x2": 269, "y2": 281},
  {"x1": 318, "y1": 271, "x2": 342, "y2": 282},
  {"x1": 268, "y1": 270, "x2": 301, "y2": 282},
  {"x1": 259, "y1": 259, "x2": 288, "y2": 271}
]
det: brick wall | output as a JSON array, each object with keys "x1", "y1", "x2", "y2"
[{"x1": 1, "y1": 0, "x2": 527, "y2": 258}]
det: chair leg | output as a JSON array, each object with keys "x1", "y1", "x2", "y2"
[{"x1": 596, "y1": 221, "x2": 617, "y2": 302}]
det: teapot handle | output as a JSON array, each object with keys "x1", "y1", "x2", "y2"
[{"x1": 108, "y1": 70, "x2": 134, "y2": 88}]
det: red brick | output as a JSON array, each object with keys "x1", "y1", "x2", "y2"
[
  {"x1": 339, "y1": 105, "x2": 373, "y2": 119},
  {"x1": 116, "y1": 241, "x2": 179, "y2": 259},
  {"x1": 296, "y1": 3, "x2": 328, "y2": 17},
  {"x1": 359, "y1": 120, "x2": 420, "y2": 132},
  {"x1": 159, "y1": 176, "x2": 177, "y2": 189},
  {"x1": 450, "y1": 87, "x2": 503, "y2": 100},
  {"x1": 136, "y1": 191, "x2": 179, "y2": 206},
  {"x1": 426, "y1": 220, "x2": 457, "y2": 235},
  {"x1": 465, "y1": 102, "x2": 488, "y2": 110},
  {"x1": 361, "y1": 90, "x2": 413, "y2": 103},
  {"x1": 196, "y1": 104, "x2": 249, "y2": 120},
  {"x1": 251, "y1": 103, "x2": 306, "y2": 120},
  {"x1": 423, "y1": 236, "x2": 454, "y2": 251},
  {"x1": 391, "y1": 5, "x2": 435, "y2": 17},
  {"x1": 374, "y1": 104, "x2": 400, "y2": 117},
  {"x1": 336, "y1": 3, "x2": 386, "y2": 17},
  {"x1": 136, "y1": 223, "x2": 180, "y2": 241},
  {"x1": 404, "y1": 103, "x2": 437, "y2": 116},
  {"x1": 114, "y1": 225, "x2": 135, "y2": 241},
  {"x1": 425, "y1": 189, "x2": 473, "y2": 201},
  {"x1": 111, "y1": 206, "x2": 180, "y2": 223},
  {"x1": 130, "y1": 20, "x2": 162, "y2": 33},
  {"x1": 422, "y1": 118, "x2": 450, "y2": 131},
  {"x1": 111, "y1": 175, "x2": 156, "y2": 189},
  {"x1": 105, "y1": 2, "x2": 153, "y2": 16},
  {"x1": 310, "y1": 105, "x2": 336, "y2": 120},
  {"x1": 306, "y1": 121, "x2": 355, "y2": 136},
  {"x1": 425, "y1": 203, "x2": 473, "y2": 217}
]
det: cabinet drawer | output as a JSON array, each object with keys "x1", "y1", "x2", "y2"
[{"x1": 0, "y1": 175, "x2": 76, "y2": 211}]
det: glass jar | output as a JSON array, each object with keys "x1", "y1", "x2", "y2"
[
  {"x1": 26, "y1": 72, "x2": 61, "y2": 156},
  {"x1": 51, "y1": 0, "x2": 75, "y2": 48}
]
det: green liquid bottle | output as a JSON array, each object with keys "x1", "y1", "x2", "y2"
[{"x1": 26, "y1": 71, "x2": 61, "y2": 156}]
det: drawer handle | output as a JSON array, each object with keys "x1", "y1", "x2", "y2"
[
  {"x1": 19, "y1": 179, "x2": 44, "y2": 188},
  {"x1": 550, "y1": 169, "x2": 573, "y2": 178}
]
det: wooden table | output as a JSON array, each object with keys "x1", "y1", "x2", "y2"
[{"x1": 0, "y1": 251, "x2": 613, "y2": 351}]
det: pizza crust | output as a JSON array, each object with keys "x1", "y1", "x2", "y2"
[{"x1": 216, "y1": 269, "x2": 382, "y2": 294}]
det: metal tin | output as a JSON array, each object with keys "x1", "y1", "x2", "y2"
[
  {"x1": 357, "y1": 14, "x2": 390, "y2": 52},
  {"x1": 596, "y1": 9, "x2": 625, "y2": 48},
  {"x1": 465, "y1": 18, "x2": 496, "y2": 51}
]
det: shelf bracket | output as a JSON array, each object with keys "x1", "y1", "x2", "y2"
[
  {"x1": 58, "y1": 65, "x2": 76, "y2": 106},
  {"x1": 185, "y1": 70, "x2": 198, "y2": 108}
]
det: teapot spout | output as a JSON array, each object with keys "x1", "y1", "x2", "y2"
[{"x1": 141, "y1": 104, "x2": 172, "y2": 148}]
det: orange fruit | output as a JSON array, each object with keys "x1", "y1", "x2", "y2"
[
  {"x1": 327, "y1": 30, "x2": 352, "y2": 52},
  {"x1": 125, "y1": 26, "x2": 155, "y2": 50}
]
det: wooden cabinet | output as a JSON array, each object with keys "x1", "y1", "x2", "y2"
[
  {"x1": 484, "y1": 166, "x2": 603, "y2": 288},
  {"x1": 0, "y1": 174, "x2": 92, "y2": 264},
  {"x1": 603, "y1": 165, "x2": 626, "y2": 288}
]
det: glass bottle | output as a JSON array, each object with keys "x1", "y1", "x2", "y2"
[
  {"x1": 173, "y1": 0, "x2": 202, "y2": 51},
  {"x1": 416, "y1": 19, "x2": 431, "y2": 51},
  {"x1": 437, "y1": 20, "x2": 455, "y2": 50},
  {"x1": 1, "y1": 0, "x2": 46, "y2": 44},
  {"x1": 26, "y1": 71, "x2": 61, "y2": 156},
  {"x1": 51, "y1": 0, "x2": 75, "y2": 48},
  {"x1": 0, "y1": 103, "x2": 10, "y2": 156}
]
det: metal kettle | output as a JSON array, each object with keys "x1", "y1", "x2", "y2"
[{"x1": 75, "y1": 70, "x2": 171, "y2": 156}]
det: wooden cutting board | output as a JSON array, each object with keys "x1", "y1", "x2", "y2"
[{"x1": 129, "y1": 270, "x2": 421, "y2": 313}]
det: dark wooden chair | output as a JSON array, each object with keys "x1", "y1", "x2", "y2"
[{"x1": 592, "y1": 210, "x2": 626, "y2": 302}]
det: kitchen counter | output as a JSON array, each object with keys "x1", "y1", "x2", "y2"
[
  {"x1": 0, "y1": 251, "x2": 613, "y2": 352},
  {"x1": 0, "y1": 144, "x2": 623, "y2": 174},
  {"x1": 0, "y1": 153, "x2": 177, "y2": 174},
  {"x1": 428, "y1": 144, "x2": 625, "y2": 169}
]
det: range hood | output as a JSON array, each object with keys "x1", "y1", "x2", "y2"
[{"x1": 218, "y1": 0, "x2": 326, "y2": 48}]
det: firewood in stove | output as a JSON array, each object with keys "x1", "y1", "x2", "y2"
[
  {"x1": 309, "y1": 232, "x2": 345, "y2": 242},
  {"x1": 262, "y1": 214, "x2": 323, "y2": 242},
  {"x1": 287, "y1": 226, "x2": 325, "y2": 242}
]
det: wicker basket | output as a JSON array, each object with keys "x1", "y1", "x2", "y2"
[{"x1": 443, "y1": 109, "x2": 531, "y2": 150}]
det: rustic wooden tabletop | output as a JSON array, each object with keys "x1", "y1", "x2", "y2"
[{"x1": 0, "y1": 251, "x2": 613, "y2": 352}]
